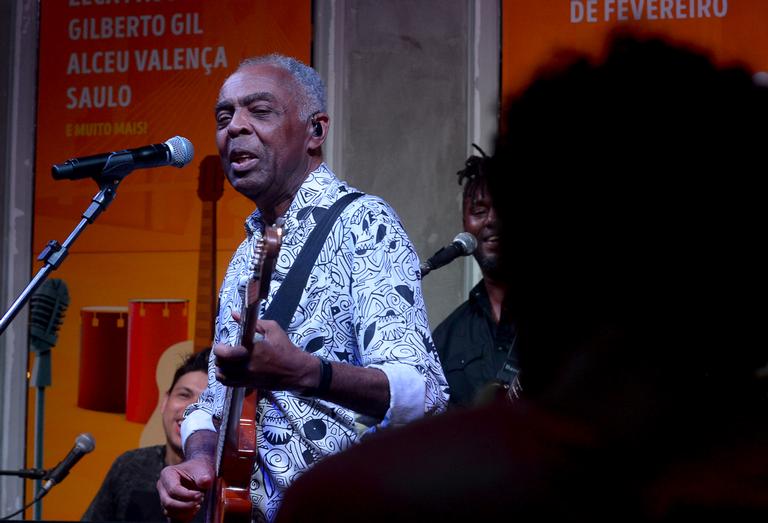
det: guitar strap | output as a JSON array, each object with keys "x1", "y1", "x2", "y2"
[
  {"x1": 494, "y1": 317, "x2": 519, "y2": 385},
  {"x1": 472, "y1": 312, "x2": 522, "y2": 406},
  {"x1": 263, "y1": 191, "x2": 364, "y2": 330},
  {"x1": 495, "y1": 340, "x2": 520, "y2": 387},
  {"x1": 493, "y1": 309, "x2": 523, "y2": 400}
]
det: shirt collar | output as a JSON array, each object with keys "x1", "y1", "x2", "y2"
[
  {"x1": 243, "y1": 163, "x2": 336, "y2": 237},
  {"x1": 469, "y1": 280, "x2": 494, "y2": 319}
]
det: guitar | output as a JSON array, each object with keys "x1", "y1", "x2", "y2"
[
  {"x1": 207, "y1": 224, "x2": 282, "y2": 523},
  {"x1": 474, "y1": 372, "x2": 523, "y2": 406},
  {"x1": 194, "y1": 155, "x2": 225, "y2": 351},
  {"x1": 473, "y1": 309, "x2": 522, "y2": 406},
  {"x1": 140, "y1": 156, "x2": 225, "y2": 447}
]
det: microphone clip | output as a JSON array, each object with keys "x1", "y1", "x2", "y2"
[
  {"x1": 36, "y1": 240, "x2": 62, "y2": 265},
  {"x1": 98, "y1": 148, "x2": 157, "y2": 182},
  {"x1": 0, "y1": 468, "x2": 48, "y2": 480}
]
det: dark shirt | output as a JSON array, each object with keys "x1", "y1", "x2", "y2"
[
  {"x1": 82, "y1": 445, "x2": 205, "y2": 523},
  {"x1": 433, "y1": 282, "x2": 516, "y2": 406}
]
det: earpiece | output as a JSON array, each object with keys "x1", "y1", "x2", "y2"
[{"x1": 313, "y1": 121, "x2": 322, "y2": 137}]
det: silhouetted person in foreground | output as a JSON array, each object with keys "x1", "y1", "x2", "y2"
[{"x1": 275, "y1": 35, "x2": 768, "y2": 522}]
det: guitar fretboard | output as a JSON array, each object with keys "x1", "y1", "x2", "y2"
[{"x1": 194, "y1": 199, "x2": 217, "y2": 350}]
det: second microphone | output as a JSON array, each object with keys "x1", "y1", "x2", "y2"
[{"x1": 420, "y1": 232, "x2": 477, "y2": 277}]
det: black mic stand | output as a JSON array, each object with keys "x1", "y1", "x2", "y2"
[
  {"x1": 0, "y1": 468, "x2": 47, "y2": 479},
  {"x1": 0, "y1": 170, "x2": 127, "y2": 336},
  {"x1": 0, "y1": 469, "x2": 51, "y2": 520}
]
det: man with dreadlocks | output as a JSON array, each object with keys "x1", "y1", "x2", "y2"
[{"x1": 432, "y1": 146, "x2": 517, "y2": 407}]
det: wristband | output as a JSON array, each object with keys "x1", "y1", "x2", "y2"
[{"x1": 307, "y1": 357, "x2": 333, "y2": 397}]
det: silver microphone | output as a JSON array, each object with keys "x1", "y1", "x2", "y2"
[
  {"x1": 420, "y1": 232, "x2": 477, "y2": 277},
  {"x1": 52, "y1": 136, "x2": 194, "y2": 180}
]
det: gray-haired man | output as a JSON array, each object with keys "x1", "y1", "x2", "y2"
[{"x1": 157, "y1": 55, "x2": 448, "y2": 522}]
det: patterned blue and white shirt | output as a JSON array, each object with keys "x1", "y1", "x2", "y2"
[{"x1": 182, "y1": 164, "x2": 448, "y2": 521}]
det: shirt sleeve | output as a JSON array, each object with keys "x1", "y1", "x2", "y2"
[
  {"x1": 180, "y1": 347, "x2": 222, "y2": 449},
  {"x1": 348, "y1": 197, "x2": 449, "y2": 427}
]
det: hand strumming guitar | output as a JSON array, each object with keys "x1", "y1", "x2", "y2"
[{"x1": 156, "y1": 430, "x2": 216, "y2": 522}]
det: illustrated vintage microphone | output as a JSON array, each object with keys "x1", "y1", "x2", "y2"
[
  {"x1": 29, "y1": 278, "x2": 69, "y2": 358},
  {"x1": 420, "y1": 232, "x2": 477, "y2": 277},
  {"x1": 28, "y1": 278, "x2": 70, "y2": 519},
  {"x1": 51, "y1": 136, "x2": 194, "y2": 180}
]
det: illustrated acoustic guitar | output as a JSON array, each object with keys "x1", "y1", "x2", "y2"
[
  {"x1": 194, "y1": 155, "x2": 225, "y2": 351},
  {"x1": 207, "y1": 224, "x2": 282, "y2": 523},
  {"x1": 139, "y1": 155, "x2": 225, "y2": 447}
]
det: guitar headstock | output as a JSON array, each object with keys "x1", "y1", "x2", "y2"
[
  {"x1": 240, "y1": 222, "x2": 284, "y2": 348},
  {"x1": 246, "y1": 223, "x2": 283, "y2": 279},
  {"x1": 262, "y1": 222, "x2": 283, "y2": 260},
  {"x1": 197, "y1": 155, "x2": 225, "y2": 203}
]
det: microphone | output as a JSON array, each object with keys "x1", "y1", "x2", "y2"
[
  {"x1": 420, "y1": 232, "x2": 477, "y2": 277},
  {"x1": 41, "y1": 433, "x2": 95, "y2": 493},
  {"x1": 29, "y1": 279, "x2": 70, "y2": 353},
  {"x1": 51, "y1": 136, "x2": 194, "y2": 180},
  {"x1": 29, "y1": 278, "x2": 70, "y2": 388}
]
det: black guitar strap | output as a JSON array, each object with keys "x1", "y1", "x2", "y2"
[
  {"x1": 493, "y1": 309, "x2": 523, "y2": 400},
  {"x1": 263, "y1": 191, "x2": 363, "y2": 330},
  {"x1": 494, "y1": 320, "x2": 519, "y2": 385}
]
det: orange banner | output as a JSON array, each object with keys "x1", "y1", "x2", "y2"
[
  {"x1": 503, "y1": 0, "x2": 768, "y2": 100},
  {"x1": 36, "y1": 0, "x2": 311, "y2": 253},
  {"x1": 31, "y1": 1, "x2": 310, "y2": 520}
]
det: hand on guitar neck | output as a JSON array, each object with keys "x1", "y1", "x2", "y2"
[
  {"x1": 213, "y1": 312, "x2": 321, "y2": 393},
  {"x1": 215, "y1": 310, "x2": 391, "y2": 418}
]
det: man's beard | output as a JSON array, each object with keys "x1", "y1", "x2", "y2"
[{"x1": 477, "y1": 253, "x2": 502, "y2": 279}]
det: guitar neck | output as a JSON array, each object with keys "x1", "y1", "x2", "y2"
[
  {"x1": 210, "y1": 225, "x2": 282, "y2": 523},
  {"x1": 213, "y1": 225, "x2": 281, "y2": 462},
  {"x1": 240, "y1": 279, "x2": 263, "y2": 352},
  {"x1": 194, "y1": 199, "x2": 218, "y2": 350}
]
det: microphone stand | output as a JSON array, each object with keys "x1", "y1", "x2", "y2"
[
  {"x1": 31, "y1": 348, "x2": 51, "y2": 520},
  {"x1": 0, "y1": 468, "x2": 47, "y2": 479},
  {"x1": 0, "y1": 175, "x2": 124, "y2": 336},
  {"x1": 0, "y1": 469, "x2": 51, "y2": 521}
]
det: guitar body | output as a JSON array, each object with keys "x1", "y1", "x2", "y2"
[
  {"x1": 207, "y1": 226, "x2": 282, "y2": 523},
  {"x1": 208, "y1": 390, "x2": 257, "y2": 523}
]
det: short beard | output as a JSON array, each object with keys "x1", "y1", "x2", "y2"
[{"x1": 477, "y1": 254, "x2": 502, "y2": 280}]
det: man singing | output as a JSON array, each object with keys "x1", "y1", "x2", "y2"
[{"x1": 157, "y1": 54, "x2": 448, "y2": 522}]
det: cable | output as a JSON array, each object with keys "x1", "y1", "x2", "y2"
[{"x1": 1, "y1": 490, "x2": 48, "y2": 520}]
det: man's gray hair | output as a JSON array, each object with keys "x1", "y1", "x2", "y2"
[{"x1": 238, "y1": 54, "x2": 327, "y2": 121}]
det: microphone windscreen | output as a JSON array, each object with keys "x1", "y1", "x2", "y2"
[
  {"x1": 75, "y1": 433, "x2": 96, "y2": 453},
  {"x1": 165, "y1": 136, "x2": 194, "y2": 168},
  {"x1": 29, "y1": 278, "x2": 70, "y2": 352},
  {"x1": 453, "y1": 232, "x2": 477, "y2": 255}
]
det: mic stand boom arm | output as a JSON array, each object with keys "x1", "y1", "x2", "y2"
[
  {"x1": 0, "y1": 468, "x2": 47, "y2": 479},
  {"x1": 0, "y1": 177, "x2": 122, "y2": 336}
]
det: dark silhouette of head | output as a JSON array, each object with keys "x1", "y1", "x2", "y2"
[
  {"x1": 490, "y1": 34, "x2": 767, "y2": 413},
  {"x1": 274, "y1": 36, "x2": 768, "y2": 523}
]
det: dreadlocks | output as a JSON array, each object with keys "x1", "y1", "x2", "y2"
[{"x1": 457, "y1": 143, "x2": 491, "y2": 203}]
